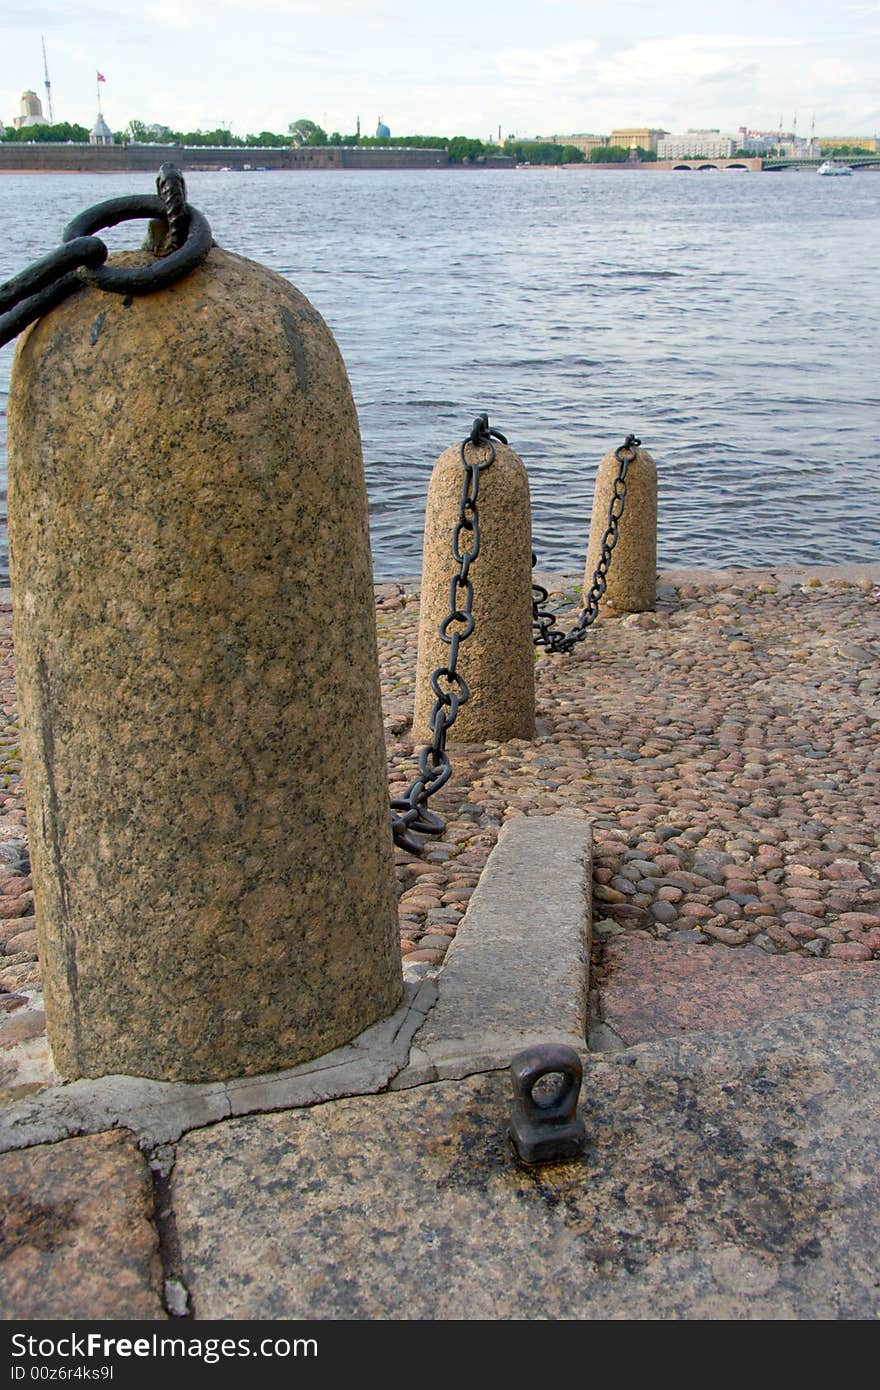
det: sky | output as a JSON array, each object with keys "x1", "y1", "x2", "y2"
[{"x1": 3, "y1": 0, "x2": 880, "y2": 141}]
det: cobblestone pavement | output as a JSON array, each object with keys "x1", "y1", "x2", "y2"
[
  {"x1": 1, "y1": 570, "x2": 879, "y2": 1080},
  {"x1": 378, "y1": 569, "x2": 880, "y2": 973}
]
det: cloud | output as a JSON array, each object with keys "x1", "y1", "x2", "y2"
[
  {"x1": 698, "y1": 61, "x2": 761, "y2": 89},
  {"x1": 6, "y1": 10, "x2": 880, "y2": 138},
  {"x1": 212, "y1": 0, "x2": 398, "y2": 13},
  {"x1": 807, "y1": 58, "x2": 860, "y2": 86},
  {"x1": 562, "y1": 32, "x2": 880, "y2": 129},
  {"x1": 496, "y1": 40, "x2": 599, "y2": 82},
  {"x1": 143, "y1": 0, "x2": 195, "y2": 28}
]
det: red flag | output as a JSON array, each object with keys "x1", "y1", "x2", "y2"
[{"x1": 97, "y1": 71, "x2": 106, "y2": 82}]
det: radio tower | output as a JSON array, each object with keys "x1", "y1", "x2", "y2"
[{"x1": 41, "y1": 35, "x2": 54, "y2": 124}]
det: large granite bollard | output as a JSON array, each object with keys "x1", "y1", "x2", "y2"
[
  {"x1": 413, "y1": 438, "x2": 535, "y2": 744},
  {"x1": 584, "y1": 444, "x2": 657, "y2": 612},
  {"x1": 7, "y1": 246, "x2": 402, "y2": 1083}
]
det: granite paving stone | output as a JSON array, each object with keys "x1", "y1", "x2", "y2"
[
  {"x1": 595, "y1": 933, "x2": 880, "y2": 1045},
  {"x1": 171, "y1": 994, "x2": 880, "y2": 1320},
  {"x1": 0, "y1": 1130, "x2": 164, "y2": 1319}
]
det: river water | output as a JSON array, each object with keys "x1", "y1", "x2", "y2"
[{"x1": 1, "y1": 167, "x2": 878, "y2": 581}]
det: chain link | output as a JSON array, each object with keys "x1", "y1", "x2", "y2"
[
  {"x1": 532, "y1": 434, "x2": 640, "y2": 654},
  {"x1": 0, "y1": 165, "x2": 213, "y2": 349},
  {"x1": 391, "y1": 413, "x2": 507, "y2": 853}
]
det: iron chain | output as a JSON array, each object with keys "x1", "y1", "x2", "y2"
[
  {"x1": 391, "y1": 413, "x2": 507, "y2": 853},
  {"x1": 0, "y1": 164, "x2": 212, "y2": 349},
  {"x1": 532, "y1": 434, "x2": 640, "y2": 654}
]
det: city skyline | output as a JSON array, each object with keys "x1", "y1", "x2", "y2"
[{"x1": 3, "y1": 1, "x2": 880, "y2": 141}]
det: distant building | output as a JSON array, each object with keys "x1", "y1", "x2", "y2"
[
  {"x1": 13, "y1": 90, "x2": 48, "y2": 129},
  {"x1": 819, "y1": 135, "x2": 878, "y2": 152},
  {"x1": 736, "y1": 128, "x2": 778, "y2": 153},
  {"x1": 777, "y1": 136, "x2": 810, "y2": 157},
  {"x1": 536, "y1": 133, "x2": 607, "y2": 155},
  {"x1": 657, "y1": 130, "x2": 736, "y2": 158},
  {"x1": 609, "y1": 126, "x2": 667, "y2": 152},
  {"x1": 375, "y1": 116, "x2": 390, "y2": 138},
  {"x1": 736, "y1": 128, "x2": 809, "y2": 156},
  {"x1": 90, "y1": 113, "x2": 113, "y2": 145}
]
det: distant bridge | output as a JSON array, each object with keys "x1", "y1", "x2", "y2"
[
  {"x1": 649, "y1": 157, "x2": 763, "y2": 172},
  {"x1": 648, "y1": 154, "x2": 880, "y2": 173},
  {"x1": 762, "y1": 154, "x2": 880, "y2": 171}
]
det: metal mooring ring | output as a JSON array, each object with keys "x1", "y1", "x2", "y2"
[
  {"x1": 62, "y1": 194, "x2": 213, "y2": 296},
  {"x1": 508, "y1": 1043, "x2": 586, "y2": 1166}
]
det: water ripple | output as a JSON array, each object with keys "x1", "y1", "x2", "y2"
[{"x1": 1, "y1": 167, "x2": 879, "y2": 581}]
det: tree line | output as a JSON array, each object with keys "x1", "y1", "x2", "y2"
[
  {"x1": 588, "y1": 145, "x2": 656, "y2": 162},
  {"x1": 1, "y1": 122, "x2": 91, "y2": 143},
  {"x1": 1, "y1": 118, "x2": 594, "y2": 165},
  {"x1": 5, "y1": 122, "x2": 872, "y2": 163}
]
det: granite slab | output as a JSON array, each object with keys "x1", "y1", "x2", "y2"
[
  {"x1": 0, "y1": 1130, "x2": 164, "y2": 1320},
  {"x1": 171, "y1": 993, "x2": 880, "y2": 1319},
  {"x1": 598, "y1": 934, "x2": 880, "y2": 1047}
]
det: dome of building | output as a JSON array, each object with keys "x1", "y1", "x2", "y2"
[
  {"x1": 375, "y1": 117, "x2": 390, "y2": 139},
  {"x1": 13, "y1": 91, "x2": 48, "y2": 128},
  {"x1": 90, "y1": 113, "x2": 114, "y2": 145}
]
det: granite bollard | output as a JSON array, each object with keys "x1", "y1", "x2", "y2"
[
  {"x1": 584, "y1": 443, "x2": 657, "y2": 612},
  {"x1": 413, "y1": 435, "x2": 535, "y2": 744},
  {"x1": 7, "y1": 245, "x2": 402, "y2": 1083}
]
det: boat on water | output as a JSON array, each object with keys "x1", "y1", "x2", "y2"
[{"x1": 817, "y1": 159, "x2": 853, "y2": 176}]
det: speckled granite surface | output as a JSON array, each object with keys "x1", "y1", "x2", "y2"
[
  {"x1": 171, "y1": 994, "x2": 880, "y2": 1319},
  {"x1": 598, "y1": 933, "x2": 880, "y2": 1045},
  {"x1": 585, "y1": 446, "x2": 657, "y2": 612},
  {"x1": 7, "y1": 247, "x2": 401, "y2": 1082},
  {"x1": 413, "y1": 440, "x2": 534, "y2": 743},
  {"x1": 0, "y1": 1130, "x2": 163, "y2": 1319}
]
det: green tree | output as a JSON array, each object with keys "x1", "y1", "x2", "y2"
[
  {"x1": 245, "y1": 130, "x2": 292, "y2": 147},
  {"x1": 170, "y1": 128, "x2": 239, "y2": 146},
  {"x1": 289, "y1": 118, "x2": 325, "y2": 146},
  {"x1": 447, "y1": 135, "x2": 486, "y2": 162},
  {"x1": 125, "y1": 119, "x2": 151, "y2": 143},
  {"x1": 502, "y1": 139, "x2": 580, "y2": 164},
  {"x1": 357, "y1": 134, "x2": 448, "y2": 149},
  {"x1": 590, "y1": 144, "x2": 630, "y2": 162},
  {"x1": 824, "y1": 144, "x2": 867, "y2": 157},
  {"x1": 2, "y1": 121, "x2": 90, "y2": 143}
]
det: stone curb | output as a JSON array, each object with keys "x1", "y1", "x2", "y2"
[
  {"x1": 392, "y1": 814, "x2": 592, "y2": 1088},
  {"x1": 0, "y1": 981, "x2": 437, "y2": 1153}
]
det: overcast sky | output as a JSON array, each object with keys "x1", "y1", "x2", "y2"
[{"x1": 4, "y1": 0, "x2": 880, "y2": 140}]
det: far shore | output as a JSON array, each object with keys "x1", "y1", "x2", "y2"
[{"x1": 3, "y1": 163, "x2": 878, "y2": 178}]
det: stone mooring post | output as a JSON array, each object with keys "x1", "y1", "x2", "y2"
[
  {"x1": 584, "y1": 441, "x2": 657, "y2": 612},
  {"x1": 7, "y1": 245, "x2": 402, "y2": 1083},
  {"x1": 413, "y1": 427, "x2": 535, "y2": 744}
]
